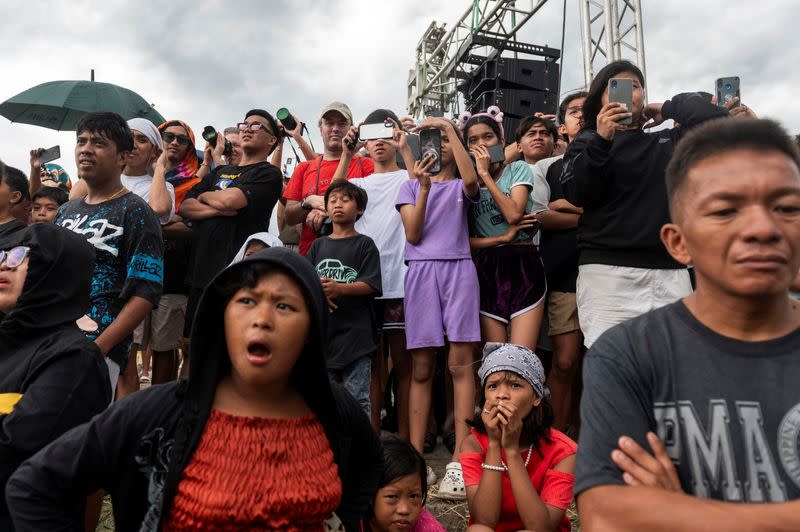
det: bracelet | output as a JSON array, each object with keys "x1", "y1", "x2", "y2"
[{"x1": 481, "y1": 463, "x2": 506, "y2": 472}]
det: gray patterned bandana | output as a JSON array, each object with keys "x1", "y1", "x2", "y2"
[{"x1": 478, "y1": 342, "x2": 549, "y2": 399}]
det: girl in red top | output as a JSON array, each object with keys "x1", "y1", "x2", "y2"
[{"x1": 460, "y1": 343, "x2": 577, "y2": 532}]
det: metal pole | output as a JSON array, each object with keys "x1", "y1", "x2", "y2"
[
  {"x1": 580, "y1": 0, "x2": 594, "y2": 88},
  {"x1": 91, "y1": 69, "x2": 95, "y2": 81}
]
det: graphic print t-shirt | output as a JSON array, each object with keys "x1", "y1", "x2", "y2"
[
  {"x1": 576, "y1": 301, "x2": 800, "y2": 502},
  {"x1": 470, "y1": 160, "x2": 534, "y2": 240},
  {"x1": 55, "y1": 193, "x2": 164, "y2": 367},
  {"x1": 306, "y1": 234, "x2": 382, "y2": 369},
  {"x1": 184, "y1": 162, "x2": 282, "y2": 289}
]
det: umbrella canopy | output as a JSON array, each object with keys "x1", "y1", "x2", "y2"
[{"x1": 0, "y1": 80, "x2": 166, "y2": 131}]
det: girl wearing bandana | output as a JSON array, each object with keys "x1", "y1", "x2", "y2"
[{"x1": 460, "y1": 343, "x2": 577, "y2": 532}]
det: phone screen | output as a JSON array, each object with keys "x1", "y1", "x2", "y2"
[
  {"x1": 608, "y1": 78, "x2": 633, "y2": 125},
  {"x1": 419, "y1": 128, "x2": 441, "y2": 174},
  {"x1": 359, "y1": 122, "x2": 394, "y2": 141}
]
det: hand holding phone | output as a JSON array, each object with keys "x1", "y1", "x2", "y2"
[
  {"x1": 35, "y1": 145, "x2": 60, "y2": 165},
  {"x1": 608, "y1": 78, "x2": 634, "y2": 125},
  {"x1": 716, "y1": 77, "x2": 740, "y2": 109},
  {"x1": 418, "y1": 128, "x2": 441, "y2": 174}
]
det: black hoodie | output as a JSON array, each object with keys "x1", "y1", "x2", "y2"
[
  {"x1": 0, "y1": 224, "x2": 111, "y2": 527},
  {"x1": 560, "y1": 92, "x2": 729, "y2": 269},
  {"x1": 6, "y1": 246, "x2": 383, "y2": 532}
]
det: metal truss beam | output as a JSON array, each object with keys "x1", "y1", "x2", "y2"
[{"x1": 579, "y1": 0, "x2": 646, "y2": 89}]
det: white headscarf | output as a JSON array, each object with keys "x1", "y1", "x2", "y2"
[
  {"x1": 127, "y1": 118, "x2": 162, "y2": 151},
  {"x1": 229, "y1": 232, "x2": 284, "y2": 265}
]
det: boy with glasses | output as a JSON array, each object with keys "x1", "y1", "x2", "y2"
[{"x1": 180, "y1": 109, "x2": 283, "y2": 341}]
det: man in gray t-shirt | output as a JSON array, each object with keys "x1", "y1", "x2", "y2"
[{"x1": 576, "y1": 118, "x2": 800, "y2": 530}]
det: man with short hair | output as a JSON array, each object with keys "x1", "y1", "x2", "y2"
[
  {"x1": 282, "y1": 102, "x2": 374, "y2": 256},
  {"x1": 0, "y1": 163, "x2": 29, "y2": 238},
  {"x1": 180, "y1": 109, "x2": 283, "y2": 339},
  {"x1": 55, "y1": 112, "x2": 164, "y2": 398},
  {"x1": 576, "y1": 118, "x2": 800, "y2": 530}
]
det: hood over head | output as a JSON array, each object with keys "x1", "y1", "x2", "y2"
[
  {"x1": 0, "y1": 224, "x2": 94, "y2": 338},
  {"x1": 160, "y1": 246, "x2": 338, "y2": 517}
]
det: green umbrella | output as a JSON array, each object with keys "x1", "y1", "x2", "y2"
[{"x1": 0, "y1": 79, "x2": 166, "y2": 131}]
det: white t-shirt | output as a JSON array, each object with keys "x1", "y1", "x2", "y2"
[
  {"x1": 121, "y1": 174, "x2": 176, "y2": 224},
  {"x1": 350, "y1": 169, "x2": 409, "y2": 299}
]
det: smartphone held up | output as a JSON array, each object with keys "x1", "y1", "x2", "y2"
[
  {"x1": 716, "y1": 76, "x2": 740, "y2": 109},
  {"x1": 608, "y1": 78, "x2": 634, "y2": 125},
  {"x1": 36, "y1": 145, "x2": 61, "y2": 165},
  {"x1": 419, "y1": 128, "x2": 441, "y2": 174}
]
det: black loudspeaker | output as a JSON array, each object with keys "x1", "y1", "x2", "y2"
[{"x1": 460, "y1": 57, "x2": 560, "y2": 135}]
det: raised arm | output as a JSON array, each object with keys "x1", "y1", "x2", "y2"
[{"x1": 398, "y1": 157, "x2": 435, "y2": 245}]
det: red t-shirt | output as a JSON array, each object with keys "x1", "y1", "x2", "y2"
[
  {"x1": 461, "y1": 428, "x2": 577, "y2": 532},
  {"x1": 282, "y1": 156, "x2": 374, "y2": 255}
]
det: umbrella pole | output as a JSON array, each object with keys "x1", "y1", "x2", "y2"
[{"x1": 91, "y1": 69, "x2": 95, "y2": 81}]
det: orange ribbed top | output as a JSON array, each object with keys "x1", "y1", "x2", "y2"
[{"x1": 163, "y1": 409, "x2": 342, "y2": 531}]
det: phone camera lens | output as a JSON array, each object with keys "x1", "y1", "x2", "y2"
[
  {"x1": 724, "y1": 83, "x2": 732, "y2": 91},
  {"x1": 611, "y1": 80, "x2": 617, "y2": 88}
]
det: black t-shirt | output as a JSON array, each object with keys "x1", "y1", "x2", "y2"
[
  {"x1": 306, "y1": 234, "x2": 382, "y2": 369},
  {"x1": 576, "y1": 301, "x2": 800, "y2": 502},
  {"x1": 55, "y1": 193, "x2": 164, "y2": 367},
  {"x1": 541, "y1": 158, "x2": 579, "y2": 293},
  {"x1": 0, "y1": 219, "x2": 27, "y2": 240},
  {"x1": 184, "y1": 162, "x2": 282, "y2": 289}
]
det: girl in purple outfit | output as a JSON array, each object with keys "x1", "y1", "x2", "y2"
[{"x1": 395, "y1": 117, "x2": 481, "y2": 500}]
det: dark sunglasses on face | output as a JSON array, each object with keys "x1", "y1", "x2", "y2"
[
  {"x1": 162, "y1": 132, "x2": 192, "y2": 146},
  {"x1": 237, "y1": 122, "x2": 274, "y2": 135},
  {"x1": 0, "y1": 246, "x2": 30, "y2": 269}
]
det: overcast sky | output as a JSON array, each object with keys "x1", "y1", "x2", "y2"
[{"x1": 1, "y1": 0, "x2": 797, "y2": 180}]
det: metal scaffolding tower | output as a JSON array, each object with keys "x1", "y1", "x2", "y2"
[
  {"x1": 407, "y1": 0, "x2": 646, "y2": 117},
  {"x1": 407, "y1": 0, "x2": 559, "y2": 119},
  {"x1": 579, "y1": 0, "x2": 646, "y2": 89}
]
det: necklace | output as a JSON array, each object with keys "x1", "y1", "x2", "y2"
[
  {"x1": 88, "y1": 187, "x2": 127, "y2": 204},
  {"x1": 501, "y1": 443, "x2": 534, "y2": 471}
]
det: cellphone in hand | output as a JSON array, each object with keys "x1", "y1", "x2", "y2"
[
  {"x1": 36, "y1": 145, "x2": 60, "y2": 165},
  {"x1": 716, "y1": 76, "x2": 740, "y2": 109},
  {"x1": 359, "y1": 122, "x2": 394, "y2": 141},
  {"x1": 418, "y1": 128, "x2": 441, "y2": 174},
  {"x1": 608, "y1": 78, "x2": 633, "y2": 125},
  {"x1": 469, "y1": 143, "x2": 506, "y2": 167}
]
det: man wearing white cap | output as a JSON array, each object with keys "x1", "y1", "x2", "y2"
[{"x1": 282, "y1": 101, "x2": 374, "y2": 256}]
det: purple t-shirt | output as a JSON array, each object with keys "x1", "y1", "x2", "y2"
[{"x1": 395, "y1": 178, "x2": 474, "y2": 261}]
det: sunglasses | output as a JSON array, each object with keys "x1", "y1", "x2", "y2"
[
  {"x1": 237, "y1": 122, "x2": 274, "y2": 135},
  {"x1": 162, "y1": 132, "x2": 192, "y2": 146},
  {"x1": 0, "y1": 246, "x2": 30, "y2": 269}
]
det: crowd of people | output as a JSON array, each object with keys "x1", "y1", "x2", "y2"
[{"x1": 2, "y1": 58, "x2": 800, "y2": 531}]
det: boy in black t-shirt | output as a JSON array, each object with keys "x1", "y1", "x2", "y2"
[
  {"x1": 306, "y1": 181, "x2": 382, "y2": 417},
  {"x1": 54, "y1": 112, "x2": 163, "y2": 399},
  {"x1": 0, "y1": 162, "x2": 29, "y2": 238},
  {"x1": 576, "y1": 119, "x2": 800, "y2": 529}
]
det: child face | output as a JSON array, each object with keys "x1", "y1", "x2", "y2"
[
  {"x1": 243, "y1": 240, "x2": 268, "y2": 258},
  {"x1": 326, "y1": 190, "x2": 361, "y2": 225},
  {"x1": 32, "y1": 198, "x2": 61, "y2": 224},
  {"x1": 484, "y1": 371, "x2": 540, "y2": 420},
  {"x1": 366, "y1": 139, "x2": 397, "y2": 164},
  {"x1": 370, "y1": 473, "x2": 424, "y2": 532},
  {"x1": 0, "y1": 248, "x2": 29, "y2": 315},
  {"x1": 466, "y1": 122, "x2": 501, "y2": 149},
  {"x1": 223, "y1": 270, "x2": 310, "y2": 388}
]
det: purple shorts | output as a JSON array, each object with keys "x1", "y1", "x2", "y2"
[
  {"x1": 473, "y1": 244, "x2": 547, "y2": 324},
  {"x1": 404, "y1": 259, "x2": 481, "y2": 349}
]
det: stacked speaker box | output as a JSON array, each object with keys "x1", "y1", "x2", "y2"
[{"x1": 460, "y1": 57, "x2": 559, "y2": 142}]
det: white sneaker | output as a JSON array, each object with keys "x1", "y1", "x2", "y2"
[
  {"x1": 436, "y1": 462, "x2": 466, "y2": 500},
  {"x1": 426, "y1": 465, "x2": 437, "y2": 486}
]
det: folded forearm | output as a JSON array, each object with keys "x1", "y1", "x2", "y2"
[
  {"x1": 284, "y1": 201, "x2": 308, "y2": 226},
  {"x1": 580, "y1": 486, "x2": 800, "y2": 532}
]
